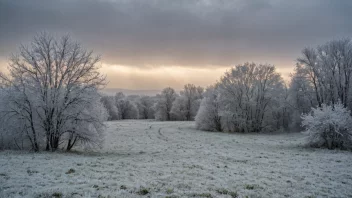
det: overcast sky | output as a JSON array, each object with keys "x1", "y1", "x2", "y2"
[{"x1": 1, "y1": 0, "x2": 352, "y2": 90}]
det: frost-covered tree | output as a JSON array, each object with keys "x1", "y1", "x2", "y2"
[
  {"x1": 218, "y1": 63, "x2": 284, "y2": 132},
  {"x1": 271, "y1": 84, "x2": 293, "y2": 131},
  {"x1": 297, "y1": 39, "x2": 352, "y2": 109},
  {"x1": 287, "y1": 64, "x2": 318, "y2": 130},
  {"x1": 0, "y1": 33, "x2": 106, "y2": 151},
  {"x1": 101, "y1": 95, "x2": 119, "y2": 120},
  {"x1": 195, "y1": 63, "x2": 285, "y2": 133},
  {"x1": 154, "y1": 87, "x2": 177, "y2": 121},
  {"x1": 301, "y1": 103, "x2": 352, "y2": 149},
  {"x1": 115, "y1": 92, "x2": 138, "y2": 119},
  {"x1": 101, "y1": 93, "x2": 155, "y2": 120},
  {"x1": 171, "y1": 84, "x2": 203, "y2": 121},
  {"x1": 287, "y1": 38, "x2": 352, "y2": 133},
  {"x1": 0, "y1": 87, "x2": 38, "y2": 150},
  {"x1": 170, "y1": 96, "x2": 187, "y2": 120},
  {"x1": 135, "y1": 96, "x2": 155, "y2": 119},
  {"x1": 64, "y1": 89, "x2": 107, "y2": 151},
  {"x1": 195, "y1": 86, "x2": 222, "y2": 131}
]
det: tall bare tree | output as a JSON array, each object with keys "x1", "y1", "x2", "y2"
[
  {"x1": 218, "y1": 63, "x2": 284, "y2": 132},
  {"x1": 0, "y1": 33, "x2": 106, "y2": 151},
  {"x1": 297, "y1": 39, "x2": 352, "y2": 109}
]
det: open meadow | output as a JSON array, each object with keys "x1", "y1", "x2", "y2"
[{"x1": 1, "y1": 120, "x2": 351, "y2": 198}]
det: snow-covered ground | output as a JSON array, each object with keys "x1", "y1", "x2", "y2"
[{"x1": 1, "y1": 120, "x2": 352, "y2": 198}]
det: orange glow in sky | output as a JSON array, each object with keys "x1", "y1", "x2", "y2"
[{"x1": 99, "y1": 63, "x2": 293, "y2": 90}]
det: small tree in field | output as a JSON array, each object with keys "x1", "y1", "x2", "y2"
[
  {"x1": 301, "y1": 103, "x2": 352, "y2": 149},
  {"x1": 0, "y1": 33, "x2": 106, "y2": 151}
]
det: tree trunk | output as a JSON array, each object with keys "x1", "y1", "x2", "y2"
[
  {"x1": 50, "y1": 134, "x2": 60, "y2": 151},
  {"x1": 46, "y1": 137, "x2": 50, "y2": 151},
  {"x1": 66, "y1": 136, "x2": 77, "y2": 151}
]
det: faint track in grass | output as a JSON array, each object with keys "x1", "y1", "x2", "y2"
[
  {"x1": 157, "y1": 128, "x2": 168, "y2": 141},
  {"x1": 145, "y1": 125, "x2": 169, "y2": 142},
  {"x1": 144, "y1": 126, "x2": 168, "y2": 142},
  {"x1": 145, "y1": 124, "x2": 154, "y2": 140}
]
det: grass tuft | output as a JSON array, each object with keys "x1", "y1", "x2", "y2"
[
  {"x1": 137, "y1": 187, "x2": 149, "y2": 195},
  {"x1": 216, "y1": 188, "x2": 238, "y2": 197},
  {"x1": 244, "y1": 184, "x2": 255, "y2": 190},
  {"x1": 190, "y1": 192, "x2": 213, "y2": 198},
  {"x1": 52, "y1": 192, "x2": 63, "y2": 198},
  {"x1": 166, "y1": 188, "x2": 174, "y2": 194},
  {"x1": 65, "y1": 168, "x2": 75, "y2": 174}
]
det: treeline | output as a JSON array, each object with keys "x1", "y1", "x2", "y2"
[
  {"x1": 195, "y1": 39, "x2": 352, "y2": 149},
  {"x1": 100, "y1": 38, "x2": 352, "y2": 149},
  {"x1": 100, "y1": 84, "x2": 204, "y2": 121}
]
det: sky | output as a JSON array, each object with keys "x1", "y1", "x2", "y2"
[{"x1": 1, "y1": 0, "x2": 352, "y2": 90}]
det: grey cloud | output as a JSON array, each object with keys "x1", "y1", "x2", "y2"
[{"x1": 1, "y1": 0, "x2": 352, "y2": 68}]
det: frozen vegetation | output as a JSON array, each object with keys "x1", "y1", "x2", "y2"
[{"x1": 1, "y1": 120, "x2": 352, "y2": 198}]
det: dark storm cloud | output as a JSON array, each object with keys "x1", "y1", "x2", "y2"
[{"x1": 1, "y1": 0, "x2": 352, "y2": 67}]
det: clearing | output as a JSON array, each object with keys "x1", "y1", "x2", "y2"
[{"x1": 1, "y1": 120, "x2": 352, "y2": 197}]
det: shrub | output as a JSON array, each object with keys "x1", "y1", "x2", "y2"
[
  {"x1": 301, "y1": 103, "x2": 352, "y2": 149},
  {"x1": 137, "y1": 187, "x2": 149, "y2": 195},
  {"x1": 65, "y1": 169, "x2": 76, "y2": 174}
]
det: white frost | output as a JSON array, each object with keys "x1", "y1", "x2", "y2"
[{"x1": 1, "y1": 120, "x2": 352, "y2": 197}]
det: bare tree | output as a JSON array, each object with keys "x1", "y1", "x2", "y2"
[
  {"x1": 101, "y1": 95, "x2": 119, "y2": 120},
  {"x1": 154, "y1": 87, "x2": 177, "y2": 121},
  {"x1": 0, "y1": 86, "x2": 41, "y2": 151},
  {"x1": 135, "y1": 96, "x2": 155, "y2": 119},
  {"x1": 297, "y1": 39, "x2": 352, "y2": 109},
  {"x1": 115, "y1": 92, "x2": 139, "y2": 119},
  {"x1": 171, "y1": 84, "x2": 203, "y2": 121},
  {"x1": 218, "y1": 63, "x2": 284, "y2": 132},
  {"x1": 0, "y1": 33, "x2": 106, "y2": 151}
]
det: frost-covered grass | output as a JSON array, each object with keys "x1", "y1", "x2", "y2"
[{"x1": 1, "y1": 120, "x2": 352, "y2": 198}]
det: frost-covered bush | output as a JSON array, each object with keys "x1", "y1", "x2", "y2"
[
  {"x1": 195, "y1": 87, "x2": 222, "y2": 131},
  {"x1": 301, "y1": 103, "x2": 352, "y2": 149}
]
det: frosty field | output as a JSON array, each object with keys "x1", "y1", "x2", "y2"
[{"x1": 1, "y1": 120, "x2": 352, "y2": 198}]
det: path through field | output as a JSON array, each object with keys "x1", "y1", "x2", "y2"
[{"x1": 1, "y1": 120, "x2": 352, "y2": 197}]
